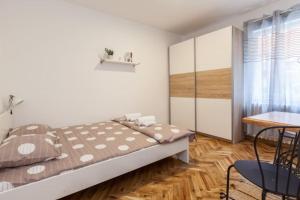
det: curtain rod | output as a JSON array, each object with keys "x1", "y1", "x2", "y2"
[{"x1": 245, "y1": 5, "x2": 300, "y2": 24}]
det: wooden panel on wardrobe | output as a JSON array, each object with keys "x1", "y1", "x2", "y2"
[
  {"x1": 170, "y1": 72, "x2": 195, "y2": 98},
  {"x1": 196, "y1": 68, "x2": 232, "y2": 99},
  {"x1": 169, "y1": 38, "x2": 196, "y2": 131}
]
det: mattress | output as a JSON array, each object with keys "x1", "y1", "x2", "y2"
[{"x1": 0, "y1": 121, "x2": 158, "y2": 191}]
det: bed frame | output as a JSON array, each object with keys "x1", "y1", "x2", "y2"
[{"x1": 0, "y1": 111, "x2": 189, "y2": 200}]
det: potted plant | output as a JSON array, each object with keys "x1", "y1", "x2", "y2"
[{"x1": 104, "y1": 48, "x2": 114, "y2": 59}]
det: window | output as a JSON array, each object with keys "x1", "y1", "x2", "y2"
[{"x1": 244, "y1": 8, "x2": 300, "y2": 114}]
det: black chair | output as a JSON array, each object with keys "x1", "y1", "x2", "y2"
[{"x1": 221, "y1": 126, "x2": 300, "y2": 200}]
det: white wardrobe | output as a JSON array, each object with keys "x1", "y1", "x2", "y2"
[{"x1": 169, "y1": 26, "x2": 243, "y2": 143}]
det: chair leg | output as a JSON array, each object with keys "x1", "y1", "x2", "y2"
[
  {"x1": 262, "y1": 190, "x2": 267, "y2": 200},
  {"x1": 225, "y1": 165, "x2": 234, "y2": 200}
]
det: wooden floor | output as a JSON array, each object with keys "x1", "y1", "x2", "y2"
[{"x1": 61, "y1": 135, "x2": 281, "y2": 200}]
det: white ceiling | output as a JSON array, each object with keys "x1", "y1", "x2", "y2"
[{"x1": 65, "y1": 0, "x2": 279, "y2": 34}]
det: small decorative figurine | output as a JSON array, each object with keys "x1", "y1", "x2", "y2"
[
  {"x1": 104, "y1": 48, "x2": 114, "y2": 59},
  {"x1": 124, "y1": 52, "x2": 133, "y2": 62}
]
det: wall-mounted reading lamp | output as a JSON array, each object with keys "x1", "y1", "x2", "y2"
[{"x1": 8, "y1": 95, "x2": 24, "y2": 114}]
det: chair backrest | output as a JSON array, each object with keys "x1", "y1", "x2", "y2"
[{"x1": 254, "y1": 126, "x2": 300, "y2": 196}]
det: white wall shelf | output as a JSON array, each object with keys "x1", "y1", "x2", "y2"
[{"x1": 100, "y1": 59, "x2": 140, "y2": 67}]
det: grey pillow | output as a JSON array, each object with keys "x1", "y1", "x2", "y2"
[{"x1": 0, "y1": 134, "x2": 61, "y2": 169}]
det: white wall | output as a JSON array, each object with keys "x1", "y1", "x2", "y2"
[
  {"x1": 0, "y1": 0, "x2": 180, "y2": 127},
  {"x1": 185, "y1": 0, "x2": 300, "y2": 38}
]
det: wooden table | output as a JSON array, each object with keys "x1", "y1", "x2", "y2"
[
  {"x1": 243, "y1": 111, "x2": 300, "y2": 132},
  {"x1": 243, "y1": 112, "x2": 300, "y2": 127}
]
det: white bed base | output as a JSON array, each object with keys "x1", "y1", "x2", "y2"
[{"x1": 0, "y1": 111, "x2": 189, "y2": 200}]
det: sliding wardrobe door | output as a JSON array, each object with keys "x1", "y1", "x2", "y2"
[
  {"x1": 196, "y1": 27, "x2": 233, "y2": 140},
  {"x1": 169, "y1": 39, "x2": 195, "y2": 131}
]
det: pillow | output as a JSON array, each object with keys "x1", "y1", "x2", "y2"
[
  {"x1": 0, "y1": 134, "x2": 60, "y2": 169},
  {"x1": 113, "y1": 117, "x2": 135, "y2": 128},
  {"x1": 9, "y1": 124, "x2": 51, "y2": 137}
]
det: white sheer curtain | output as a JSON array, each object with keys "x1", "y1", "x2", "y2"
[{"x1": 244, "y1": 5, "x2": 300, "y2": 139}]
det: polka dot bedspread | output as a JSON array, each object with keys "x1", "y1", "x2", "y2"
[{"x1": 0, "y1": 120, "x2": 193, "y2": 192}]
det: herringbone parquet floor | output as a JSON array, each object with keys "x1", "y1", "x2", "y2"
[{"x1": 61, "y1": 135, "x2": 282, "y2": 200}]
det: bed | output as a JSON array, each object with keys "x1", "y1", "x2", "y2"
[{"x1": 0, "y1": 111, "x2": 191, "y2": 200}]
